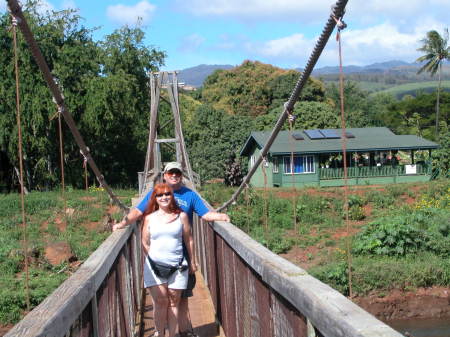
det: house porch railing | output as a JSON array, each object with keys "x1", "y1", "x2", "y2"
[{"x1": 319, "y1": 162, "x2": 430, "y2": 180}]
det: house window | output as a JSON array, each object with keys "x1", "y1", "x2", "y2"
[
  {"x1": 273, "y1": 157, "x2": 279, "y2": 173},
  {"x1": 283, "y1": 155, "x2": 315, "y2": 174},
  {"x1": 250, "y1": 155, "x2": 256, "y2": 167}
]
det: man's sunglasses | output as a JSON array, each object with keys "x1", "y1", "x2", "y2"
[
  {"x1": 166, "y1": 170, "x2": 181, "y2": 176},
  {"x1": 155, "y1": 192, "x2": 172, "y2": 198}
]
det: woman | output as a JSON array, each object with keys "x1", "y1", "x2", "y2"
[{"x1": 142, "y1": 183, "x2": 197, "y2": 337}]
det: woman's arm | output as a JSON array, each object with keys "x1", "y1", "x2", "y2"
[
  {"x1": 181, "y1": 212, "x2": 197, "y2": 274},
  {"x1": 141, "y1": 216, "x2": 150, "y2": 256}
]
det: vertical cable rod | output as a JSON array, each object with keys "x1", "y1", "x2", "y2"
[{"x1": 11, "y1": 14, "x2": 31, "y2": 311}]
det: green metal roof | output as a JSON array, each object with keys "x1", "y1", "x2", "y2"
[{"x1": 240, "y1": 127, "x2": 439, "y2": 156}]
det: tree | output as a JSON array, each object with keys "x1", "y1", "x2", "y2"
[
  {"x1": 325, "y1": 81, "x2": 374, "y2": 128},
  {"x1": 432, "y1": 122, "x2": 450, "y2": 178},
  {"x1": 0, "y1": 3, "x2": 166, "y2": 190},
  {"x1": 184, "y1": 104, "x2": 252, "y2": 181},
  {"x1": 416, "y1": 28, "x2": 450, "y2": 138}
]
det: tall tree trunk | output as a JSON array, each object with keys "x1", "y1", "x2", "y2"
[{"x1": 436, "y1": 62, "x2": 441, "y2": 140}]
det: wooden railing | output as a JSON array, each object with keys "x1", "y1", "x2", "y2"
[
  {"x1": 319, "y1": 162, "x2": 430, "y2": 180},
  {"x1": 6, "y1": 193, "x2": 405, "y2": 337},
  {"x1": 193, "y1": 213, "x2": 404, "y2": 337},
  {"x1": 5, "y1": 222, "x2": 143, "y2": 337}
]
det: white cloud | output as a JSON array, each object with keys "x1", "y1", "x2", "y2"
[
  {"x1": 107, "y1": 1, "x2": 156, "y2": 26},
  {"x1": 178, "y1": 33, "x2": 206, "y2": 52},
  {"x1": 239, "y1": 18, "x2": 449, "y2": 68},
  {"x1": 248, "y1": 33, "x2": 313, "y2": 60},
  {"x1": 176, "y1": 0, "x2": 450, "y2": 29},
  {"x1": 61, "y1": 0, "x2": 77, "y2": 10}
]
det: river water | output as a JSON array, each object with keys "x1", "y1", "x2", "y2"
[{"x1": 387, "y1": 318, "x2": 450, "y2": 337}]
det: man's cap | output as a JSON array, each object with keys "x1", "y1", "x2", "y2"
[{"x1": 163, "y1": 162, "x2": 183, "y2": 173}]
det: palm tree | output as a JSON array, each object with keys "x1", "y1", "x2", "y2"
[{"x1": 416, "y1": 28, "x2": 450, "y2": 139}]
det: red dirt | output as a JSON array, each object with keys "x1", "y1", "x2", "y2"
[
  {"x1": 0, "y1": 324, "x2": 14, "y2": 336},
  {"x1": 353, "y1": 287, "x2": 450, "y2": 321},
  {"x1": 44, "y1": 242, "x2": 75, "y2": 266}
]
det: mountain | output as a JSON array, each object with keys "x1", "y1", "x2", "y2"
[
  {"x1": 310, "y1": 60, "x2": 413, "y2": 75},
  {"x1": 178, "y1": 64, "x2": 234, "y2": 88},
  {"x1": 177, "y1": 60, "x2": 450, "y2": 88}
]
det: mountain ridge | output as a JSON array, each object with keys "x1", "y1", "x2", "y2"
[{"x1": 177, "y1": 60, "x2": 450, "y2": 88}]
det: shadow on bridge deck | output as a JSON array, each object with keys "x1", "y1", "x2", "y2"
[{"x1": 142, "y1": 271, "x2": 226, "y2": 337}]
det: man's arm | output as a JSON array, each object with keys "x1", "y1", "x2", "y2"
[
  {"x1": 201, "y1": 211, "x2": 230, "y2": 223},
  {"x1": 112, "y1": 207, "x2": 143, "y2": 231}
]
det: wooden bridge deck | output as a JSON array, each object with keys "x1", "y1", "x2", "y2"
[{"x1": 142, "y1": 271, "x2": 225, "y2": 337}]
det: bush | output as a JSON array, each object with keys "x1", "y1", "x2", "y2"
[
  {"x1": 251, "y1": 226, "x2": 294, "y2": 254},
  {"x1": 353, "y1": 209, "x2": 450, "y2": 256}
]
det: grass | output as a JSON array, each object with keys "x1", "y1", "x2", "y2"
[
  {"x1": 0, "y1": 188, "x2": 135, "y2": 324},
  {"x1": 204, "y1": 179, "x2": 450, "y2": 297},
  {"x1": 372, "y1": 80, "x2": 450, "y2": 99}
]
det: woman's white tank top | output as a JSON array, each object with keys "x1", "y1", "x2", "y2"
[{"x1": 148, "y1": 213, "x2": 183, "y2": 265}]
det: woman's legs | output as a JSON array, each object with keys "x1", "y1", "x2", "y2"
[
  {"x1": 167, "y1": 289, "x2": 182, "y2": 337},
  {"x1": 149, "y1": 284, "x2": 169, "y2": 335}
]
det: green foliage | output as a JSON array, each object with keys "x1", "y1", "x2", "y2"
[
  {"x1": 310, "y1": 261, "x2": 350, "y2": 295},
  {"x1": 0, "y1": 3, "x2": 165, "y2": 190},
  {"x1": 251, "y1": 226, "x2": 294, "y2": 254},
  {"x1": 200, "y1": 61, "x2": 326, "y2": 116},
  {"x1": 311, "y1": 253, "x2": 450, "y2": 296},
  {"x1": 375, "y1": 81, "x2": 450, "y2": 99},
  {"x1": 296, "y1": 194, "x2": 331, "y2": 226},
  {"x1": 365, "y1": 190, "x2": 395, "y2": 209},
  {"x1": 432, "y1": 123, "x2": 450, "y2": 177},
  {"x1": 0, "y1": 189, "x2": 131, "y2": 324},
  {"x1": 185, "y1": 104, "x2": 252, "y2": 181},
  {"x1": 376, "y1": 92, "x2": 450, "y2": 141},
  {"x1": 353, "y1": 208, "x2": 450, "y2": 256}
]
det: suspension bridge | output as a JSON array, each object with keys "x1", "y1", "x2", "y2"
[{"x1": 4, "y1": 0, "x2": 406, "y2": 336}]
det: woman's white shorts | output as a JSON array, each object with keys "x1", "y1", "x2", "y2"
[{"x1": 143, "y1": 257, "x2": 188, "y2": 289}]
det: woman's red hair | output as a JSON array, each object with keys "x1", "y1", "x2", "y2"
[{"x1": 143, "y1": 183, "x2": 181, "y2": 216}]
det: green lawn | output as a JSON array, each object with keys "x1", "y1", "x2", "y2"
[
  {"x1": 373, "y1": 80, "x2": 450, "y2": 98},
  {"x1": 0, "y1": 188, "x2": 135, "y2": 324},
  {"x1": 202, "y1": 180, "x2": 450, "y2": 297}
]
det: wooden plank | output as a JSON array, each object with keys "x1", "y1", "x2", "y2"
[
  {"x1": 91, "y1": 296, "x2": 99, "y2": 337},
  {"x1": 97, "y1": 279, "x2": 110, "y2": 337},
  {"x1": 222, "y1": 241, "x2": 237, "y2": 337},
  {"x1": 154, "y1": 138, "x2": 179, "y2": 143},
  {"x1": 209, "y1": 220, "x2": 404, "y2": 337},
  {"x1": 270, "y1": 292, "x2": 307, "y2": 337},
  {"x1": 252, "y1": 271, "x2": 271, "y2": 337}
]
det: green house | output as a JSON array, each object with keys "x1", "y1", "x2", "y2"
[{"x1": 240, "y1": 127, "x2": 439, "y2": 187}]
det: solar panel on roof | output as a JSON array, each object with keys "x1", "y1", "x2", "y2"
[
  {"x1": 320, "y1": 129, "x2": 340, "y2": 139},
  {"x1": 292, "y1": 133, "x2": 304, "y2": 140},
  {"x1": 304, "y1": 129, "x2": 325, "y2": 139}
]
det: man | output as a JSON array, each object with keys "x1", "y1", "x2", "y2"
[{"x1": 113, "y1": 162, "x2": 229, "y2": 337}]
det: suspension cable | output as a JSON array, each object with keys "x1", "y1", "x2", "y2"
[
  {"x1": 11, "y1": 13, "x2": 31, "y2": 311},
  {"x1": 261, "y1": 157, "x2": 269, "y2": 236},
  {"x1": 57, "y1": 106, "x2": 67, "y2": 218},
  {"x1": 334, "y1": 13, "x2": 353, "y2": 297},
  {"x1": 217, "y1": 0, "x2": 349, "y2": 211},
  {"x1": 6, "y1": 0, "x2": 128, "y2": 213},
  {"x1": 287, "y1": 113, "x2": 298, "y2": 233}
]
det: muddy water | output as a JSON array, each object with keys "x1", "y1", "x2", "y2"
[{"x1": 388, "y1": 318, "x2": 450, "y2": 337}]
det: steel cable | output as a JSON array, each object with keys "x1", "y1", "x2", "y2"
[{"x1": 217, "y1": 0, "x2": 349, "y2": 211}]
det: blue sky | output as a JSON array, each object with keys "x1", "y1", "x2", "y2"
[{"x1": 2, "y1": 0, "x2": 449, "y2": 71}]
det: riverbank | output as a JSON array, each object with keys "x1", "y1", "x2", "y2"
[{"x1": 354, "y1": 286, "x2": 450, "y2": 321}]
